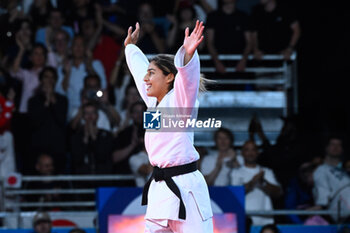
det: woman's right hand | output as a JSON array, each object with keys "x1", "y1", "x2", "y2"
[{"x1": 124, "y1": 22, "x2": 140, "y2": 47}]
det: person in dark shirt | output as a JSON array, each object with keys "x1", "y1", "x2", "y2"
[
  {"x1": 28, "y1": 67, "x2": 68, "y2": 174},
  {"x1": 251, "y1": 0, "x2": 301, "y2": 60},
  {"x1": 70, "y1": 102, "x2": 114, "y2": 175},
  {"x1": 112, "y1": 101, "x2": 146, "y2": 186},
  {"x1": 136, "y1": 2, "x2": 165, "y2": 54},
  {"x1": 206, "y1": 0, "x2": 252, "y2": 73}
]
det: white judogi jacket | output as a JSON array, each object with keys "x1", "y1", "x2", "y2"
[{"x1": 125, "y1": 44, "x2": 213, "y2": 223}]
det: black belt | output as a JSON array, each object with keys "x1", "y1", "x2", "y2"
[{"x1": 141, "y1": 161, "x2": 198, "y2": 220}]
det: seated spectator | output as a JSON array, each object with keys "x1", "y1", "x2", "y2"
[
  {"x1": 129, "y1": 144, "x2": 151, "y2": 187},
  {"x1": 55, "y1": 35, "x2": 107, "y2": 116},
  {"x1": 32, "y1": 211, "x2": 52, "y2": 233},
  {"x1": 313, "y1": 136, "x2": 350, "y2": 222},
  {"x1": 259, "y1": 224, "x2": 280, "y2": 233},
  {"x1": 251, "y1": 0, "x2": 301, "y2": 60},
  {"x1": 28, "y1": 67, "x2": 68, "y2": 173},
  {"x1": 23, "y1": 153, "x2": 69, "y2": 209},
  {"x1": 35, "y1": 9, "x2": 74, "y2": 47},
  {"x1": 112, "y1": 101, "x2": 146, "y2": 186},
  {"x1": 201, "y1": 127, "x2": 242, "y2": 186},
  {"x1": 166, "y1": 4, "x2": 198, "y2": 53},
  {"x1": 285, "y1": 162, "x2": 318, "y2": 224},
  {"x1": 206, "y1": 0, "x2": 252, "y2": 73},
  {"x1": 70, "y1": 102, "x2": 114, "y2": 174},
  {"x1": 231, "y1": 140, "x2": 282, "y2": 225},
  {"x1": 136, "y1": 2, "x2": 166, "y2": 54}
]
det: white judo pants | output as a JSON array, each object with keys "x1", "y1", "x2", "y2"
[{"x1": 144, "y1": 193, "x2": 213, "y2": 233}]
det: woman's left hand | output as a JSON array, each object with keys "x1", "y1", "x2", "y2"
[{"x1": 183, "y1": 20, "x2": 204, "y2": 57}]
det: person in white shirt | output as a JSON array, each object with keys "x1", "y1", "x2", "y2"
[
  {"x1": 124, "y1": 21, "x2": 213, "y2": 232},
  {"x1": 201, "y1": 127, "x2": 243, "y2": 186},
  {"x1": 55, "y1": 35, "x2": 107, "y2": 116},
  {"x1": 313, "y1": 137, "x2": 350, "y2": 221},
  {"x1": 129, "y1": 148, "x2": 152, "y2": 187},
  {"x1": 231, "y1": 140, "x2": 282, "y2": 225}
]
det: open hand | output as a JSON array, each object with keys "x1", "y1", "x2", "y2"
[
  {"x1": 124, "y1": 22, "x2": 140, "y2": 47},
  {"x1": 183, "y1": 20, "x2": 204, "y2": 56}
]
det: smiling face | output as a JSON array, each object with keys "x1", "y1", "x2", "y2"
[{"x1": 143, "y1": 61, "x2": 173, "y2": 102}]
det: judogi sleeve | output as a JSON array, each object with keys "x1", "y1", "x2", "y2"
[
  {"x1": 125, "y1": 44, "x2": 154, "y2": 107},
  {"x1": 174, "y1": 46, "x2": 200, "y2": 107}
]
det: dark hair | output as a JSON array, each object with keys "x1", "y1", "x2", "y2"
[
  {"x1": 242, "y1": 140, "x2": 258, "y2": 150},
  {"x1": 150, "y1": 54, "x2": 213, "y2": 93},
  {"x1": 260, "y1": 224, "x2": 280, "y2": 233},
  {"x1": 69, "y1": 229, "x2": 87, "y2": 233},
  {"x1": 176, "y1": 5, "x2": 197, "y2": 22},
  {"x1": 150, "y1": 54, "x2": 177, "y2": 91},
  {"x1": 82, "y1": 102, "x2": 98, "y2": 114},
  {"x1": 31, "y1": 43, "x2": 48, "y2": 60},
  {"x1": 84, "y1": 74, "x2": 101, "y2": 89},
  {"x1": 39, "y1": 66, "x2": 58, "y2": 82},
  {"x1": 214, "y1": 127, "x2": 234, "y2": 147}
]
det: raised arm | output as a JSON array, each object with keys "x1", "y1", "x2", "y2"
[
  {"x1": 173, "y1": 20, "x2": 204, "y2": 107},
  {"x1": 124, "y1": 23, "x2": 154, "y2": 107}
]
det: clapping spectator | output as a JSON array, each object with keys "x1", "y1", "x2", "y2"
[
  {"x1": 112, "y1": 101, "x2": 146, "y2": 186},
  {"x1": 70, "y1": 74, "x2": 120, "y2": 133},
  {"x1": 201, "y1": 127, "x2": 242, "y2": 186},
  {"x1": 251, "y1": 0, "x2": 301, "y2": 60},
  {"x1": 70, "y1": 102, "x2": 114, "y2": 174},
  {"x1": 28, "y1": 67, "x2": 68, "y2": 173},
  {"x1": 231, "y1": 140, "x2": 282, "y2": 225},
  {"x1": 206, "y1": 0, "x2": 252, "y2": 73},
  {"x1": 55, "y1": 35, "x2": 107, "y2": 116},
  {"x1": 46, "y1": 29, "x2": 70, "y2": 68}
]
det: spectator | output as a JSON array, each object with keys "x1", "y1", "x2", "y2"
[
  {"x1": 10, "y1": 42, "x2": 54, "y2": 174},
  {"x1": 0, "y1": 68, "x2": 16, "y2": 134},
  {"x1": 231, "y1": 140, "x2": 282, "y2": 225},
  {"x1": 35, "y1": 9, "x2": 74, "y2": 47},
  {"x1": 23, "y1": 154, "x2": 68, "y2": 208},
  {"x1": 70, "y1": 102, "x2": 114, "y2": 174},
  {"x1": 69, "y1": 74, "x2": 120, "y2": 133},
  {"x1": 68, "y1": 0, "x2": 95, "y2": 32},
  {"x1": 136, "y1": 2, "x2": 166, "y2": 54},
  {"x1": 285, "y1": 162, "x2": 318, "y2": 224},
  {"x1": 55, "y1": 35, "x2": 107, "y2": 116},
  {"x1": 80, "y1": 5, "x2": 123, "y2": 79},
  {"x1": 112, "y1": 101, "x2": 146, "y2": 186},
  {"x1": 206, "y1": 0, "x2": 252, "y2": 73},
  {"x1": 46, "y1": 29, "x2": 70, "y2": 68},
  {"x1": 32, "y1": 211, "x2": 52, "y2": 233},
  {"x1": 201, "y1": 127, "x2": 242, "y2": 186},
  {"x1": 166, "y1": 4, "x2": 198, "y2": 53},
  {"x1": 28, "y1": 67, "x2": 68, "y2": 173},
  {"x1": 3, "y1": 19, "x2": 34, "y2": 69},
  {"x1": 259, "y1": 224, "x2": 280, "y2": 233},
  {"x1": 249, "y1": 114, "x2": 305, "y2": 189},
  {"x1": 117, "y1": 83, "x2": 141, "y2": 132},
  {"x1": 129, "y1": 144, "x2": 151, "y2": 187},
  {"x1": 251, "y1": 0, "x2": 301, "y2": 60},
  {"x1": 313, "y1": 136, "x2": 350, "y2": 222},
  {"x1": 29, "y1": 0, "x2": 54, "y2": 30}
]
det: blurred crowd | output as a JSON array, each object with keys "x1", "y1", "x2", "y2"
[{"x1": 1, "y1": 0, "x2": 347, "y2": 229}]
